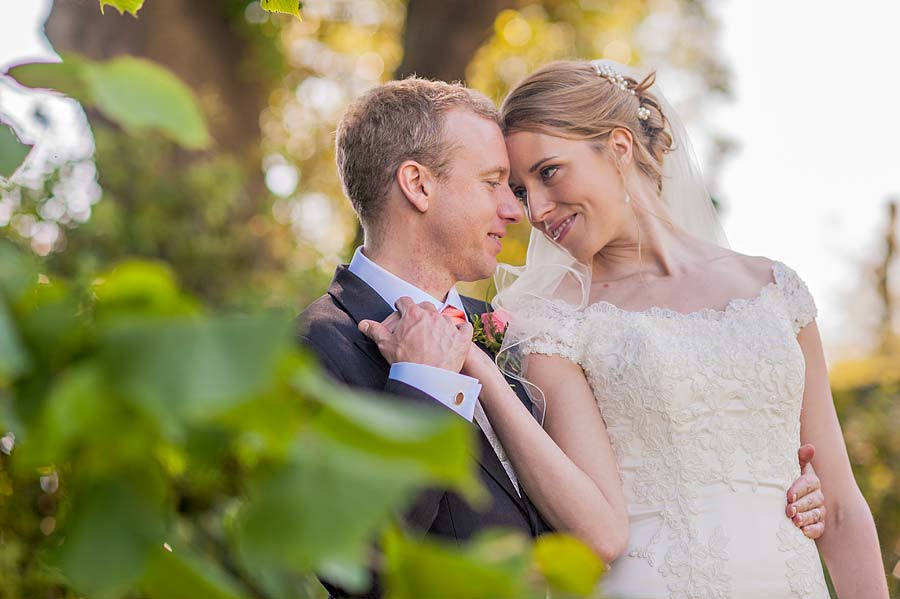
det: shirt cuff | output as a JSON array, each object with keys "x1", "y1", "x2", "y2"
[{"x1": 388, "y1": 362, "x2": 481, "y2": 421}]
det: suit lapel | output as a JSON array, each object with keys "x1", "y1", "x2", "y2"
[
  {"x1": 461, "y1": 295, "x2": 534, "y2": 513},
  {"x1": 327, "y1": 266, "x2": 393, "y2": 374},
  {"x1": 327, "y1": 268, "x2": 530, "y2": 514}
]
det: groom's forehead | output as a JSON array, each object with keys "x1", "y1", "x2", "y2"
[{"x1": 444, "y1": 109, "x2": 509, "y2": 162}]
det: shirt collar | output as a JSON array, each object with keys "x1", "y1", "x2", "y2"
[{"x1": 347, "y1": 246, "x2": 465, "y2": 314}]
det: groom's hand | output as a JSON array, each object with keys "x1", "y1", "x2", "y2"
[
  {"x1": 785, "y1": 443, "x2": 826, "y2": 539},
  {"x1": 358, "y1": 296, "x2": 473, "y2": 372}
]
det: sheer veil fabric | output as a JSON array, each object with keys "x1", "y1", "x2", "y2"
[{"x1": 492, "y1": 59, "x2": 729, "y2": 424}]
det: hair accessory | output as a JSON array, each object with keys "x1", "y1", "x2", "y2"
[
  {"x1": 593, "y1": 62, "x2": 635, "y2": 95},
  {"x1": 637, "y1": 106, "x2": 651, "y2": 121}
]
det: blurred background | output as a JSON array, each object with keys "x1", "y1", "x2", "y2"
[{"x1": 0, "y1": 0, "x2": 897, "y2": 596}]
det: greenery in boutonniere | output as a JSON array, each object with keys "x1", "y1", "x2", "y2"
[{"x1": 470, "y1": 308, "x2": 510, "y2": 354}]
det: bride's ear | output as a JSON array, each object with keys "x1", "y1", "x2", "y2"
[
  {"x1": 609, "y1": 128, "x2": 634, "y2": 168},
  {"x1": 396, "y1": 160, "x2": 435, "y2": 213}
]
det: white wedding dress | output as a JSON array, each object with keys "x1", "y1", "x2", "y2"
[{"x1": 520, "y1": 261, "x2": 830, "y2": 599}]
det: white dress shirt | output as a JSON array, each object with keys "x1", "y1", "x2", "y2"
[{"x1": 348, "y1": 247, "x2": 481, "y2": 421}]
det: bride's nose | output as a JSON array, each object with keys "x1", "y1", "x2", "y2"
[{"x1": 525, "y1": 189, "x2": 554, "y2": 224}]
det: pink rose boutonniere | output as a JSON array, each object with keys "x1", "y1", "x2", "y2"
[{"x1": 471, "y1": 307, "x2": 510, "y2": 353}]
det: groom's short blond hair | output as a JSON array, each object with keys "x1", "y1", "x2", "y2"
[{"x1": 336, "y1": 77, "x2": 499, "y2": 228}]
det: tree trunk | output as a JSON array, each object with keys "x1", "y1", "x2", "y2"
[
  {"x1": 876, "y1": 200, "x2": 898, "y2": 353},
  {"x1": 41, "y1": 0, "x2": 287, "y2": 307},
  {"x1": 396, "y1": 0, "x2": 517, "y2": 82},
  {"x1": 44, "y1": 0, "x2": 264, "y2": 159}
]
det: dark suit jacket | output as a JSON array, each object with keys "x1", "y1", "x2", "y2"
[{"x1": 298, "y1": 265, "x2": 552, "y2": 598}]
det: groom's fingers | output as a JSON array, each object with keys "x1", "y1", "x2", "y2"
[
  {"x1": 790, "y1": 490, "x2": 826, "y2": 522},
  {"x1": 801, "y1": 521, "x2": 825, "y2": 540},
  {"x1": 786, "y1": 464, "x2": 820, "y2": 504},
  {"x1": 394, "y1": 296, "x2": 416, "y2": 316},
  {"x1": 381, "y1": 311, "x2": 401, "y2": 333},
  {"x1": 797, "y1": 443, "x2": 815, "y2": 469},
  {"x1": 418, "y1": 301, "x2": 438, "y2": 313},
  {"x1": 794, "y1": 507, "x2": 826, "y2": 529},
  {"x1": 358, "y1": 319, "x2": 391, "y2": 346}
]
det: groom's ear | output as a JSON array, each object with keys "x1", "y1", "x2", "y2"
[{"x1": 396, "y1": 160, "x2": 435, "y2": 213}]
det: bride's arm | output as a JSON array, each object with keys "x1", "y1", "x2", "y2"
[
  {"x1": 796, "y1": 320, "x2": 888, "y2": 598},
  {"x1": 464, "y1": 347, "x2": 629, "y2": 563}
]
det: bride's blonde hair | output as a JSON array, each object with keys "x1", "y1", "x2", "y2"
[{"x1": 500, "y1": 60, "x2": 673, "y2": 192}]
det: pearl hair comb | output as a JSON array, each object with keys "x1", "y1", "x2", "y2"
[{"x1": 593, "y1": 62, "x2": 651, "y2": 121}]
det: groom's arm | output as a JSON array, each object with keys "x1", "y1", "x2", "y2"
[
  {"x1": 299, "y1": 332, "x2": 469, "y2": 536},
  {"x1": 300, "y1": 341, "x2": 459, "y2": 599},
  {"x1": 299, "y1": 318, "x2": 481, "y2": 533}
]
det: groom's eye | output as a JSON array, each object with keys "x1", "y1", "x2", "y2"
[{"x1": 512, "y1": 186, "x2": 528, "y2": 204}]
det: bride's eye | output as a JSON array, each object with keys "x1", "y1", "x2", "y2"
[{"x1": 540, "y1": 165, "x2": 559, "y2": 181}]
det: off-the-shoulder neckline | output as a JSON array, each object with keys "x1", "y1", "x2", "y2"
[{"x1": 580, "y1": 261, "x2": 790, "y2": 321}]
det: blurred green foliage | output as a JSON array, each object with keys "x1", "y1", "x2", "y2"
[
  {"x1": 0, "y1": 240, "x2": 609, "y2": 598},
  {"x1": 0, "y1": 0, "x2": 896, "y2": 595},
  {"x1": 0, "y1": 123, "x2": 32, "y2": 179},
  {"x1": 830, "y1": 361, "x2": 900, "y2": 598},
  {"x1": 8, "y1": 54, "x2": 211, "y2": 150}
]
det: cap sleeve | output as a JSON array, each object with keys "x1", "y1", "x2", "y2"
[
  {"x1": 513, "y1": 298, "x2": 585, "y2": 364},
  {"x1": 773, "y1": 261, "x2": 818, "y2": 334}
]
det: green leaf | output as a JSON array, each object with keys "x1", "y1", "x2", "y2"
[
  {"x1": 0, "y1": 241, "x2": 38, "y2": 300},
  {"x1": 297, "y1": 371, "x2": 485, "y2": 504},
  {"x1": 140, "y1": 545, "x2": 246, "y2": 599},
  {"x1": 100, "y1": 313, "x2": 291, "y2": 436},
  {"x1": 53, "y1": 477, "x2": 167, "y2": 599},
  {"x1": 5, "y1": 57, "x2": 93, "y2": 104},
  {"x1": 6, "y1": 55, "x2": 210, "y2": 149},
  {"x1": 9, "y1": 277, "x2": 84, "y2": 388},
  {"x1": 18, "y1": 363, "x2": 159, "y2": 476},
  {"x1": 83, "y1": 56, "x2": 210, "y2": 149},
  {"x1": 0, "y1": 298, "x2": 30, "y2": 385},
  {"x1": 383, "y1": 528, "x2": 538, "y2": 599},
  {"x1": 92, "y1": 260, "x2": 200, "y2": 320},
  {"x1": 0, "y1": 122, "x2": 32, "y2": 180},
  {"x1": 98, "y1": 0, "x2": 145, "y2": 17},
  {"x1": 532, "y1": 534, "x2": 605, "y2": 596},
  {"x1": 260, "y1": 0, "x2": 303, "y2": 19},
  {"x1": 231, "y1": 437, "x2": 419, "y2": 590}
]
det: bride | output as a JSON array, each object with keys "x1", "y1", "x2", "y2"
[{"x1": 461, "y1": 60, "x2": 887, "y2": 598}]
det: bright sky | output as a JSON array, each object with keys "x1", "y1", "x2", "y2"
[
  {"x1": 2, "y1": 0, "x2": 898, "y2": 361},
  {"x1": 710, "y1": 0, "x2": 900, "y2": 359},
  {"x1": 0, "y1": 1, "x2": 53, "y2": 70}
]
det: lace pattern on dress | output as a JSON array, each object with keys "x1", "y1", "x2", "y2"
[
  {"x1": 515, "y1": 261, "x2": 826, "y2": 599},
  {"x1": 517, "y1": 298, "x2": 586, "y2": 365},
  {"x1": 773, "y1": 262, "x2": 818, "y2": 334},
  {"x1": 777, "y1": 518, "x2": 831, "y2": 598}
]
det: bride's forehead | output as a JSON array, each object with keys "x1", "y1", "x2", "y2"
[{"x1": 506, "y1": 130, "x2": 571, "y2": 154}]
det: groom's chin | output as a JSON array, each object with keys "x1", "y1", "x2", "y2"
[{"x1": 460, "y1": 257, "x2": 498, "y2": 283}]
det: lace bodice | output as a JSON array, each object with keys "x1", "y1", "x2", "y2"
[{"x1": 520, "y1": 261, "x2": 828, "y2": 599}]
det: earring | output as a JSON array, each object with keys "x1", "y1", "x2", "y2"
[{"x1": 624, "y1": 192, "x2": 631, "y2": 204}]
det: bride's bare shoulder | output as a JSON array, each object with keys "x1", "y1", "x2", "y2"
[{"x1": 707, "y1": 250, "x2": 778, "y2": 286}]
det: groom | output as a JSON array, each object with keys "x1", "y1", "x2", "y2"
[{"x1": 298, "y1": 77, "x2": 826, "y2": 598}]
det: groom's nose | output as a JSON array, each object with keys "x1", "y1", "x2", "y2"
[{"x1": 498, "y1": 184, "x2": 524, "y2": 224}]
